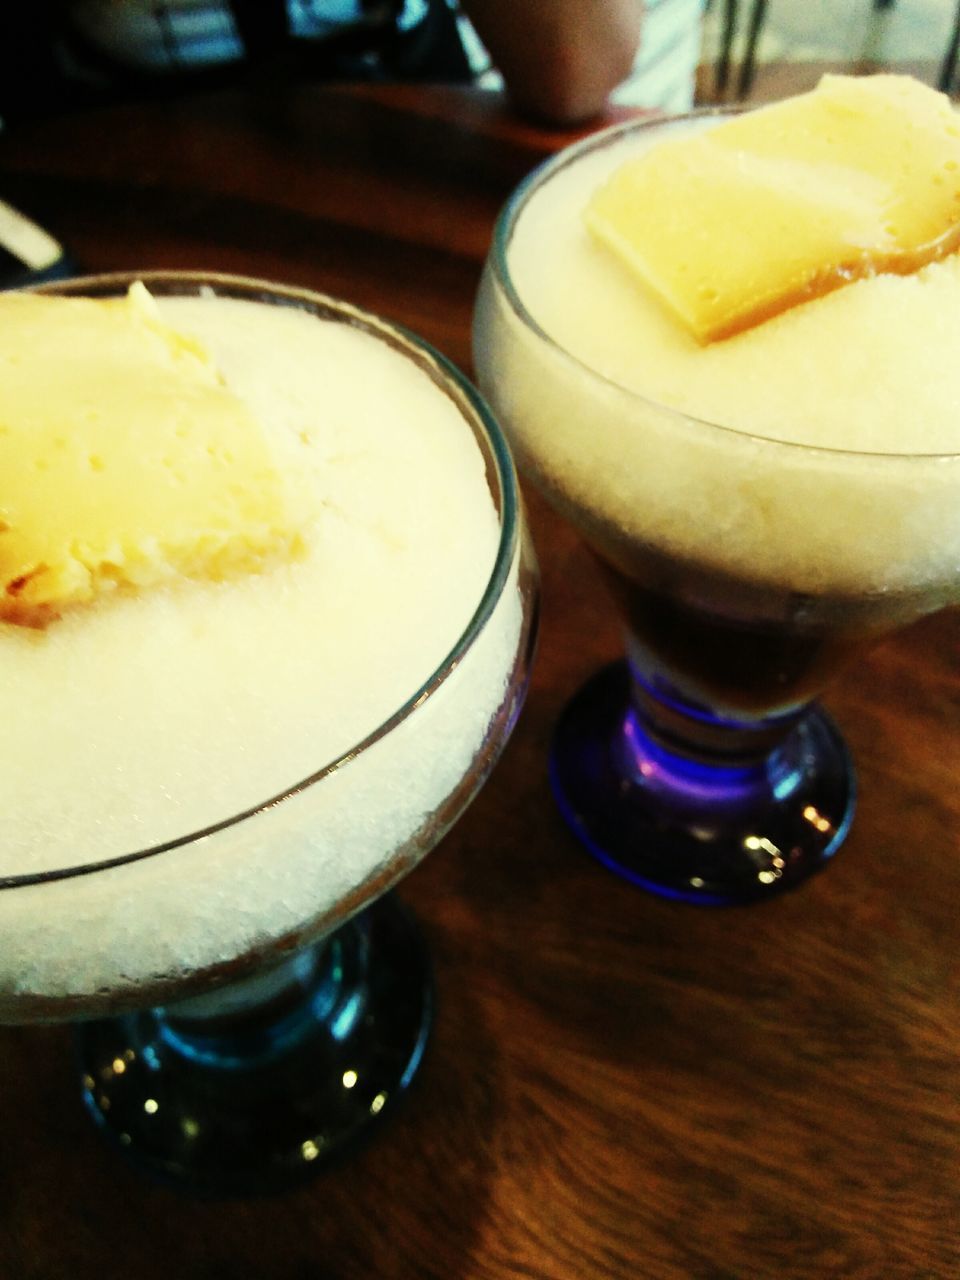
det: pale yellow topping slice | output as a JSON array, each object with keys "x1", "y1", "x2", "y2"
[
  {"x1": 585, "y1": 74, "x2": 960, "y2": 342},
  {"x1": 0, "y1": 284, "x2": 304, "y2": 626}
]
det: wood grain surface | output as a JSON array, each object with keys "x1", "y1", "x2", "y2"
[{"x1": 1, "y1": 81, "x2": 959, "y2": 1280}]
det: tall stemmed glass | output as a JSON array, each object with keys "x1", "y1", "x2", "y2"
[
  {"x1": 0, "y1": 272, "x2": 537, "y2": 1193},
  {"x1": 473, "y1": 113, "x2": 960, "y2": 905}
]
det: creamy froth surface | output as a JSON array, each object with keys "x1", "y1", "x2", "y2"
[
  {"x1": 1, "y1": 295, "x2": 498, "y2": 874},
  {"x1": 475, "y1": 110, "x2": 960, "y2": 603},
  {"x1": 509, "y1": 116, "x2": 960, "y2": 454},
  {"x1": 0, "y1": 288, "x2": 523, "y2": 1012}
]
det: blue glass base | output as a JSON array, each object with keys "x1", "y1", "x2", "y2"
[
  {"x1": 77, "y1": 893, "x2": 432, "y2": 1194},
  {"x1": 550, "y1": 661, "x2": 855, "y2": 905}
]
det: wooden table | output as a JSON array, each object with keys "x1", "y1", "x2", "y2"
[{"x1": 1, "y1": 82, "x2": 959, "y2": 1279}]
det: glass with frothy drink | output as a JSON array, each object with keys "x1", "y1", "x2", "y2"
[
  {"x1": 474, "y1": 84, "x2": 960, "y2": 903},
  {"x1": 0, "y1": 271, "x2": 537, "y2": 1191}
]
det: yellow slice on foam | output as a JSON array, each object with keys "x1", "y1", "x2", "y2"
[
  {"x1": 0, "y1": 283, "x2": 305, "y2": 626},
  {"x1": 585, "y1": 75, "x2": 960, "y2": 342}
]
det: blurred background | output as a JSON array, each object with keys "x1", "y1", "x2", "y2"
[
  {"x1": 690, "y1": 0, "x2": 959, "y2": 105},
  {"x1": 0, "y1": 1, "x2": 958, "y2": 130}
]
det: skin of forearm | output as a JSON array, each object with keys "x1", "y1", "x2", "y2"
[{"x1": 461, "y1": 0, "x2": 644, "y2": 125}]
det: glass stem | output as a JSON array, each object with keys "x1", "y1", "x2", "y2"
[
  {"x1": 155, "y1": 939, "x2": 340, "y2": 1070},
  {"x1": 622, "y1": 661, "x2": 808, "y2": 816}
]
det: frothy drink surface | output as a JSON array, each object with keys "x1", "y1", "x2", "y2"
[
  {"x1": 511, "y1": 116, "x2": 960, "y2": 453},
  {"x1": 478, "y1": 111, "x2": 960, "y2": 605},
  {"x1": 1, "y1": 296, "x2": 501, "y2": 877},
  {"x1": 0, "y1": 290, "x2": 526, "y2": 1013}
]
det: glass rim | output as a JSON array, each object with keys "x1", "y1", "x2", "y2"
[
  {"x1": 0, "y1": 270, "x2": 521, "y2": 890},
  {"x1": 489, "y1": 107, "x2": 960, "y2": 464}
]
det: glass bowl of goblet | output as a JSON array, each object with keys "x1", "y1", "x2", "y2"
[
  {"x1": 473, "y1": 113, "x2": 960, "y2": 905},
  {"x1": 0, "y1": 271, "x2": 538, "y2": 1193}
]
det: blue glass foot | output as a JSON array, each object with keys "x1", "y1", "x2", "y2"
[
  {"x1": 77, "y1": 893, "x2": 432, "y2": 1194},
  {"x1": 550, "y1": 661, "x2": 855, "y2": 905}
]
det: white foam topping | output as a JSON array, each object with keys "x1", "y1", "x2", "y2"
[
  {"x1": 475, "y1": 115, "x2": 960, "y2": 602},
  {"x1": 0, "y1": 293, "x2": 525, "y2": 1015}
]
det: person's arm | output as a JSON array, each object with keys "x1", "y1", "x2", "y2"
[{"x1": 460, "y1": 0, "x2": 643, "y2": 126}]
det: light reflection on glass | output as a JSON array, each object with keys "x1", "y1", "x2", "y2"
[
  {"x1": 745, "y1": 833, "x2": 785, "y2": 882},
  {"x1": 803, "y1": 804, "x2": 834, "y2": 834},
  {"x1": 330, "y1": 992, "x2": 362, "y2": 1041},
  {"x1": 772, "y1": 764, "x2": 802, "y2": 802},
  {"x1": 745, "y1": 834, "x2": 775, "y2": 855}
]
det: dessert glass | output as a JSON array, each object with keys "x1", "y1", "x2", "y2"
[
  {"x1": 0, "y1": 272, "x2": 538, "y2": 1193},
  {"x1": 473, "y1": 113, "x2": 960, "y2": 905}
]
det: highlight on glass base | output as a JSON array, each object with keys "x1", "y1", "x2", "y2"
[
  {"x1": 550, "y1": 661, "x2": 854, "y2": 905},
  {"x1": 0, "y1": 271, "x2": 538, "y2": 1195},
  {"x1": 473, "y1": 105, "x2": 960, "y2": 907},
  {"x1": 79, "y1": 894, "x2": 430, "y2": 1194}
]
